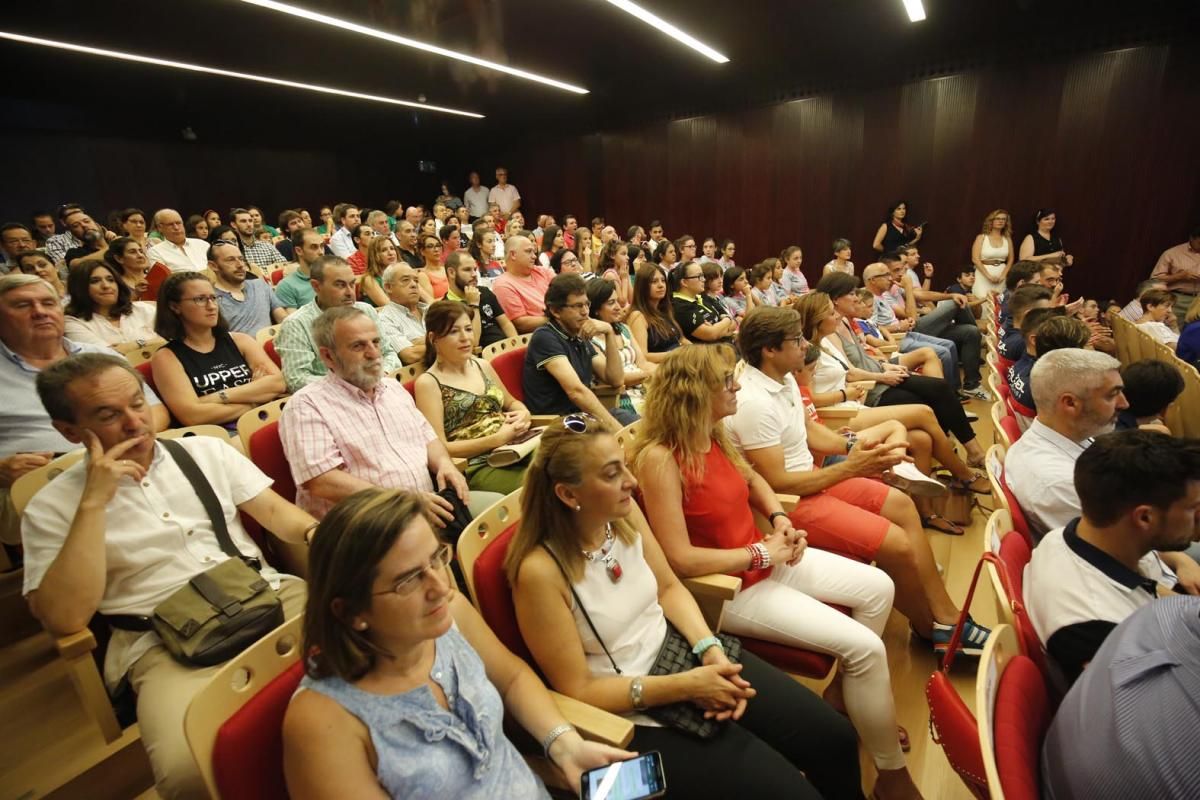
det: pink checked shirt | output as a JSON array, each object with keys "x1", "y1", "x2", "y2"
[{"x1": 279, "y1": 372, "x2": 437, "y2": 518}]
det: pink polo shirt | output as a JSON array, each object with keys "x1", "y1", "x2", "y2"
[{"x1": 492, "y1": 264, "x2": 556, "y2": 322}]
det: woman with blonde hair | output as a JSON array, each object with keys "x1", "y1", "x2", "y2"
[
  {"x1": 970, "y1": 209, "x2": 1014, "y2": 298},
  {"x1": 361, "y1": 236, "x2": 395, "y2": 307},
  {"x1": 505, "y1": 417, "x2": 863, "y2": 799},
  {"x1": 631, "y1": 344, "x2": 922, "y2": 799},
  {"x1": 284, "y1": 488, "x2": 632, "y2": 798}
]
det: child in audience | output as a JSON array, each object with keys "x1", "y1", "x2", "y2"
[
  {"x1": 1114, "y1": 360, "x2": 1183, "y2": 434},
  {"x1": 1136, "y1": 288, "x2": 1180, "y2": 345}
]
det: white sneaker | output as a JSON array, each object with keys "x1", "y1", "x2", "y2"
[
  {"x1": 882, "y1": 461, "x2": 949, "y2": 497},
  {"x1": 965, "y1": 409, "x2": 980, "y2": 422}
]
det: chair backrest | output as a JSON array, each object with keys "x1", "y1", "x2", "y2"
[
  {"x1": 997, "y1": 354, "x2": 1015, "y2": 378},
  {"x1": 270, "y1": 268, "x2": 284, "y2": 285},
  {"x1": 390, "y1": 362, "x2": 427, "y2": 398},
  {"x1": 488, "y1": 345, "x2": 527, "y2": 403},
  {"x1": 256, "y1": 325, "x2": 281, "y2": 346},
  {"x1": 976, "y1": 625, "x2": 1052, "y2": 800},
  {"x1": 10, "y1": 450, "x2": 88, "y2": 515},
  {"x1": 262, "y1": 339, "x2": 282, "y2": 369},
  {"x1": 480, "y1": 334, "x2": 532, "y2": 362},
  {"x1": 614, "y1": 419, "x2": 641, "y2": 454},
  {"x1": 136, "y1": 359, "x2": 158, "y2": 396},
  {"x1": 184, "y1": 615, "x2": 303, "y2": 800},
  {"x1": 1000, "y1": 413, "x2": 1022, "y2": 446},
  {"x1": 987, "y1": 445, "x2": 1033, "y2": 548},
  {"x1": 143, "y1": 262, "x2": 171, "y2": 301},
  {"x1": 991, "y1": 402, "x2": 1012, "y2": 448},
  {"x1": 238, "y1": 400, "x2": 295, "y2": 503},
  {"x1": 118, "y1": 339, "x2": 165, "y2": 366},
  {"x1": 1005, "y1": 393, "x2": 1035, "y2": 420}
]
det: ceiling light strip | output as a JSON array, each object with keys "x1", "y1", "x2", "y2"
[
  {"x1": 600, "y1": 0, "x2": 729, "y2": 63},
  {"x1": 0, "y1": 30, "x2": 484, "y2": 118},
  {"x1": 238, "y1": 0, "x2": 588, "y2": 95},
  {"x1": 902, "y1": 0, "x2": 927, "y2": 22}
]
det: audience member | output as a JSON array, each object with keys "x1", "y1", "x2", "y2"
[
  {"x1": 31, "y1": 212, "x2": 56, "y2": 246},
  {"x1": 520, "y1": 274, "x2": 633, "y2": 430},
  {"x1": 1148, "y1": 223, "x2": 1200, "y2": 326},
  {"x1": 699, "y1": 237, "x2": 719, "y2": 263},
  {"x1": 1135, "y1": 287, "x2": 1180, "y2": 345},
  {"x1": 652, "y1": 237, "x2": 677, "y2": 270},
  {"x1": 376, "y1": 262, "x2": 430, "y2": 365},
  {"x1": 413, "y1": 301, "x2": 533, "y2": 494},
  {"x1": 1115, "y1": 360, "x2": 1184, "y2": 434},
  {"x1": 493, "y1": 235, "x2": 555, "y2": 333},
  {"x1": 1177, "y1": 294, "x2": 1200, "y2": 364},
  {"x1": 969, "y1": 209, "x2": 1014, "y2": 297},
  {"x1": 44, "y1": 204, "x2": 84, "y2": 266},
  {"x1": 149, "y1": 209, "x2": 209, "y2": 273},
  {"x1": 275, "y1": 256, "x2": 400, "y2": 392},
  {"x1": 997, "y1": 284, "x2": 1053, "y2": 362},
  {"x1": 21, "y1": 352, "x2": 312, "y2": 799},
  {"x1": 273, "y1": 210, "x2": 305, "y2": 261},
  {"x1": 15, "y1": 250, "x2": 68, "y2": 300},
  {"x1": 822, "y1": 240, "x2": 853, "y2": 277},
  {"x1": 669, "y1": 260, "x2": 735, "y2": 344},
  {"x1": 230, "y1": 208, "x2": 284, "y2": 274},
  {"x1": 247, "y1": 206, "x2": 278, "y2": 237},
  {"x1": 1005, "y1": 348, "x2": 1128, "y2": 539},
  {"x1": 997, "y1": 260, "x2": 1040, "y2": 330},
  {"x1": 632, "y1": 344, "x2": 924, "y2": 798},
  {"x1": 438, "y1": 221, "x2": 461, "y2": 263},
  {"x1": 488, "y1": 167, "x2": 520, "y2": 216},
  {"x1": 586, "y1": 279, "x2": 654, "y2": 415},
  {"x1": 849, "y1": 287, "x2": 948, "y2": 383},
  {"x1": 626, "y1": 262, "x2": 684, "y2": 364},
  {"x1": 1041, "y1": 595, "x2": 1200, "y2": 800},
  {"x1": 359, "y1": 235, "x2": 394, "y2": 308},
  {"x1": 872, "y1": 201, "x2": 922, "y2": 253},
  {"x1": 1025, "y1": 431, "x2": 1200, "y2": 686},
  {"x1": 1, "y1": 222, "x2": 37, "y2": 271},
  {"x1": 365, "y1": 209, "x2": 398, "y2": 247},
  {"x1": 505, "y1": 419, "x2": 863, "y2": 799},
  {"x1": 749, "y1": 260, "x2": 782, "y2": 307},
  {"x1": 463, "y1": 171, "x2": 490, "y2": 219},
  {"x1": 1007, "y1": 311, "x2": 1088, "y2": 414},
  {"x1": 63, "y1": 262, "x2": 161, "y2": 349},
  {"x1": 345, "y1": 224, "x2": 372, "y2": 276},
  {"x1": 280, "y1": 305, "x2": 499, "y2": 525},
  {"x1": 326, "y1": 204, "x2": 360, "y2": 258},
  {"x1": 150, "y1": 272, "x2": 285, "y2": 428},
  {"x1": 418, "y1": 233, "x2": 449, "y2": 300},
  {"x1": 443, "y1": 251, "x2": 516, "y2": 349},
  {"x1": 721, "y1": 266, "x2": 755, "y2": 323},
  {"x1": 284, "y1": 487, "x2": 630, "y2": 798},
  {"x1": 1018, "y1": 208, "x2": 1073, "y2": 265},
  {"x1": 275, "y1": 228, "x2": 323, "y2": 309},
  {"x1": 1117, "y1": 277, "x2": 1169, "y2": 324},
  {"x1": 944, "y1": 266, "x2": 987, "y2": 315},
  {"x1": 62, "y1": 211, "x2": 114, "y2": 270},
  {"x1": 208, "y1": 241, "x2": 288, "y2": 335},
  {"x1": 862, "y1": 263, "x2": 959, "y2": 389},
  {"x1": 646, "y1": 220, "x2": 664, "y2": 253}
]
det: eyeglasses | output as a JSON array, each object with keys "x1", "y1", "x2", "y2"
[
  {"x1": 683, "y1": 273, "x2": 704, "y2": 281},
  {"x1": 562, "y1": 301, "x2": 589, "y2": 312},
  {"x1": 182, "y1": 294, "x2": 218, "y2": 306},
  {"x1": 424, "y1": 243, "x2": 443, "y2": 250},
  {"x1": 783, "y1": 335, "x2": 806, "y2": 347},
  {"x1": 372, "y1": 542, "x2": 454, "y2": 597}
]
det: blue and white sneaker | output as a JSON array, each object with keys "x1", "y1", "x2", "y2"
[
  {"x1": 960, "y1": 385, "x2": 992, "y2": 402},
  {"x1": 931, "y1": 615, "x2": 991, "y2": 657}
]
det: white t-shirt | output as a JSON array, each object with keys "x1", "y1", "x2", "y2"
[
  {"x1": 463, "y1": 185, "x2": 490, "y2": 218},
  {"x1": 726, "y1": 365, "x2": 815, "y2": 473},
  {"x1": 21, "y1": 437, "x2": 281, "y2": 688},
  {"x1": 488, "y1": 184, "x2": 521, "y2": 215}
]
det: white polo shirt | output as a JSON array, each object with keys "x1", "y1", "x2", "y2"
[
  {"x1": 1004, "y1": 418, "x2": 1091, "y2": 539},
  {"x1": 21, "y1": 437, "x2": 281, "y2": 689},
  {"x1": 726, "y1": 365, "x2": 814, "y2": 473},
  {"x1": 148, "y1": 237, "x2": 210, "y2": 272},
  {"x1": 488, "y1": 183, "x2": 521, "y2": 216},
  {"x1": 1024, "y1": 518, "x2": 1176, "y2": 687}
]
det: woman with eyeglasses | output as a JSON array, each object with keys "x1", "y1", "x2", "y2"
[
  {"x1": 16, "y1": 250, "x2": 69, "y2": 303},
  {"x1": 116, "y1": 208, "x2": 155, "y2": 256},
  {"x1": 586, "y1": 279, "x2": 654, "y2": 415},
  {"x1": 414, "y1": 301, "x2": 534, "y2": 495},
  {"x1": 418, "y1": 233, "x2": 449, "y2": 301},
  {"x1": 361, "y1": 236, "x2": 396, "y2": 308},
  {"x1": 284, "y1": 488, "x2": 633, "y2": 800},
  {"x1": 149, "y1": 271, "x2": 285, "y2": 429},
  {"x1": 549, "y1": 248, "x2": 590, "y2": 279},
  {"x1": 631, "y1": 344, "x2": 923, "y2": 800},
  {"x1": 669, "y1": 261, "x2": 736, "y2": 344},
  {"x1": 505, "y1": 416, "x2": 863, "y2": 799},
  {"x1": 626, "y1": 263, "x2": 684, "y2": 364},
  {"x1": 63, "y1": 261, "x2": 162, "y2": 349}
]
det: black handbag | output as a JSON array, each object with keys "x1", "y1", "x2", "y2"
[
  {"x1": 106, "y1": 439, "x2": 283, "y2": 667},
  {"x1": 544, "y1": 546, "x2": 741, "y2": 739}
]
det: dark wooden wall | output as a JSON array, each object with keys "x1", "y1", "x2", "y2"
[{"x1": 489, "y1": 42, "x2": 1200, "y2": 303}]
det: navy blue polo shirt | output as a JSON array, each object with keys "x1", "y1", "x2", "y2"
[{"x1": 522, "y1": 321, "x2": 596, "y2": 414}]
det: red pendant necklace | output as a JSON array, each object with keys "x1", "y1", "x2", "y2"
[{"x1": 582, "y1": 523, "x2": 623, "y2": 583}]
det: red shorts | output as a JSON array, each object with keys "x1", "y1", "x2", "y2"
[{"x1": 787, "y1": 477, "x2": 891, "y2": 563}]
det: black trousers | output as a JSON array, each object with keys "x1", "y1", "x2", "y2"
[
  {"x1": 628, "y1": 650, "x2": 864, "y2": 799},
  {"x1": 875, "y1": 374, "x2": 977, "y2": 444}
]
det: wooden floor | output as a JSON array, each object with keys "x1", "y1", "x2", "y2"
[{"x1": 0, "y1": 396, "x2": 998, "y2": 800}]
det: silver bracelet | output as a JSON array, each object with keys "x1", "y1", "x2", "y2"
[
  {"x1": 630, "y1": 676, "x2": 646, "y2": 710},
  {"x1": 541, "y1": 723, "x2": 575, "y2": 760}
]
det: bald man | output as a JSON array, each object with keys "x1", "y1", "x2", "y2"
[{"x1": 148, "y1": 208, "x2": 210, "y2": 272}]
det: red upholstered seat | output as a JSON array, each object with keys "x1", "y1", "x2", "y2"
[
  {"x1": 997, "y1": 379, "x2": 1011, "y2": 401},
  {"x1": 135, "y1": 360, "x2": 157, "y2": 396},
  {"x1": 996, "y1": 532, "x2": 1048, "y2": 671},
  {"x1": 1006, "y1": 394, "x2": 1036, "y2": 420},
  {"x1": 998, "y1": 470, "x2": 1033, "y2": 549},
  {"x1": 248, "y1": 421, "x2": 296, "y2": 504},
  {"x1": 999, "y1": 414, "x2": 1022, "y2": 446},
  {"x1": 991, "y1": 655, "x2": 1052, "y2": 800},
  {"x1": 739, "y1": 637, "x2": 835, "y2": 677},
  {"x1": 271, "y1": 268, "x2": 284, "y2": 285},
  {"x1": 402, "y1": 379, "x2": 417, "y2": 399},
  {"x1": 212, "y1": 660, "x2": 303, "y2": 800},
  {"x1": 264, "y1": 339, "x2": 282, "y2": 369},
  {"x1": 490, "y1": 347, "x2": 527, "y2": 404},
  {"x1": 142, "y1": 262, "x2": 171, "y2": 302},
  {"x1": 471, "y1": 524, "x2": 535, "y2": 665}
]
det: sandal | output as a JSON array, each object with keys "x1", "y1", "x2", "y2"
[
  {"x1": 898, "y1": 724, "x2": 911, "y2": 753},
  {"x1": 950, "y1": 473, "x2": 992, "y2": 495},
  {"x1": 922, "y1": 513, "x2": 965, "y2": 536}
]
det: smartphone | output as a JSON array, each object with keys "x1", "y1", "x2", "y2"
[{"x1": 580, "y1": 752, "x2": 666, "y2": 800}]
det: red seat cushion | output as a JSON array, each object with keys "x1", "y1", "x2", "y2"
[
  {"x1": 264, "y1": 339, "x2": 282, "y2": 369},
  {"x1": 1000, "y1": 414, "x2": 1022, "y2": 446},
  {"x1": 998, "y1": 471, "x2": 1033, "y2": 549},
  {"x1": 1006, "y1": 395, "x2": 1036, "y2": 419},
  {"x1": 471, "y1": 524, "x2": 534, "y2": 665},
  {"x1": 741, "y1": 638, "x2": 835, "y2": 678},
  {"x1": 490, "y1": 347, "x2": 526, "y2": 404},
  {"x1": 997, "y1": 531, "x2": 1031, "y2": 601},
  {"x1": 135, "y1": 360, "x2": 157, "y2": 396},
  {"x1": 212, "y1": 660, "x2": 303, "y2": 800},
  {"x1": 249, "y1": 422, "x2": 296, "y2": 504},
  {"x1": 992, "y1": 655, "x2": 1052, "y2": 800}
]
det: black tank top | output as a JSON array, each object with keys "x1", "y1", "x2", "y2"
[
  {"x1": 881, "y1": 222, "x2": 912, "y2": 252},
  {"x1": 166, "y1": 331, "x2": 252, "y2": 397},
  {"x1": 1031, "y1": 231, "x2": 1063, "y2": 256}
]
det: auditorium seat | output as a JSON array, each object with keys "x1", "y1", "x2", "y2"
[
  {"x1": 263, "y1": 339, "x2": 281, "y2": 370},
  {"x1": 390, "y1": 362, "x2": 426, "y2": 399},
  {"x1": 985, "y1": 445, "x2": 1034, "y2": 550},
  {"x1": 143, "y1": 262, "x2": 170, "y2": 301},
  {"x1": 135, "y1": 360, "x2": 157, "y2": 396},
  {"x1": 482, "y1": 335, "x2": 532, "y2": 402},
  {"x1": 238, "y1": 400, "x2": 294, "y2": 504},
  {"x1": 976, "y1": 625, "x2": 1052, "y2": 800}
]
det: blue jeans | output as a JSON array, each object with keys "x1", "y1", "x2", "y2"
[
  {"x1": 899, "y1": 331, "x2": 959, "y2": 390},
  {"x1": 611, "y1": 406, "x2": 640, "y2": 426}
]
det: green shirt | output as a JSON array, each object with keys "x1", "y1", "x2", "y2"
[{"x1": 275, "y1": 268, "x2": 315, "y2": 309}]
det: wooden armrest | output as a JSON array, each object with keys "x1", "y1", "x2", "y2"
[
  {"x1": 550, "y1": 691, "x2": 635, "y2": 747},
  {"x1": 452, "y1": 457, "x2": 469, "y2": 472},
  {"x1": 878, "y1": 344, "x2": 898, "y2": 354},
  {"x1": 818, "y1": 405, "x2": 860, "y2": 420},
  {"x1": 775, "y1": 494, "x2": 799, "y2": 512},
  {"x1": 56, "y1": 628, "x2": 98, "y2": 660},
  {"x1": 593, "y1": 385, "x2": 620, "y2": 409},
  {"x1": 682, "y1": 573, "x2": 741, "y2": 601},
  {"x1": 530, "y1": 415, "x2": 560, "y2": 426}
]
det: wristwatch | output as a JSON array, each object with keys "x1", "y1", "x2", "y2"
[{"x1": 768, "y1": 511, "x2": 789, "y2": 526}]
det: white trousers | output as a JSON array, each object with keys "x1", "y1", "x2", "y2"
[{"x1": 721, "y1": 548, "x2": 906, "y2": 770}]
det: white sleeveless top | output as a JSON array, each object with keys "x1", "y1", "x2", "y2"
[{"x1": 980, "y1": 235, "x2": 1010, "y2": 264}]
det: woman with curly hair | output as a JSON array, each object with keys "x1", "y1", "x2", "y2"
[{"x1": 970, "y1": 209, "x2": 1014, "y2": 298}]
